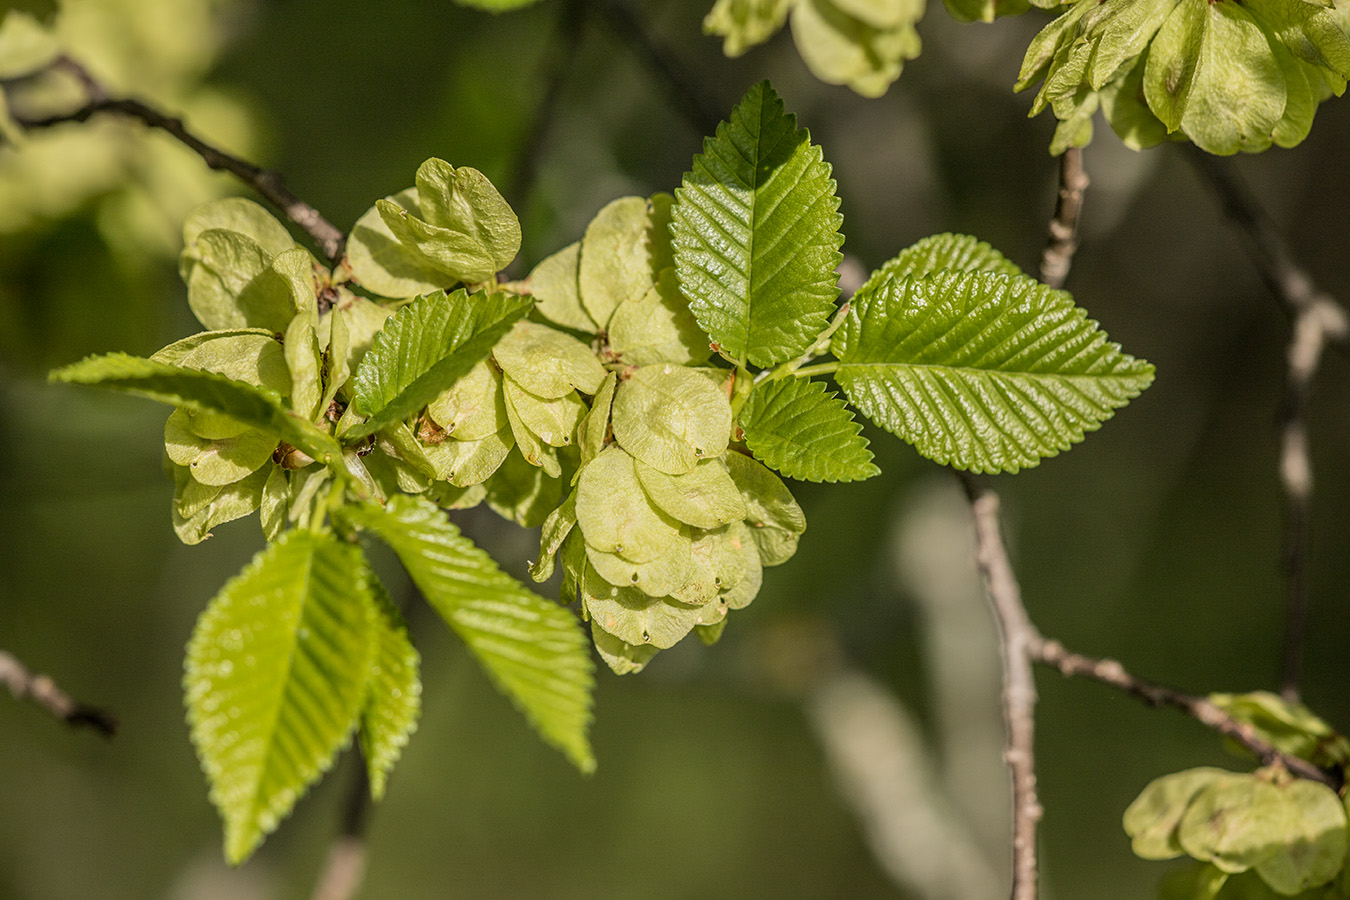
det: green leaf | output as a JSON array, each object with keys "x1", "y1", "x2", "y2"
[
  {"x1": 454, "y1": 0, "x2": 546, "y2": 10},
  {"x1": 577, "y1": 372, "x2": 617, "y2": 467},
  {"x1": 1208, "y1": 691, "x2": 1350, "y2": 769},
  {"x1": 610, "y1": 365, "x2": 734, "y2": 475},
  {"x1": 165, "y1": 410, "x2": 277, "y2": 486},
  {"x1": 531, "y1": 490, "x2": 578, "y2": 583},
  {"x1": 581, "y1": 562, "x2": 710, "y2": 649},
  {"x1": 1123, "y1": 767, "x2": 1233, "y2": 860},
  {"x1": 1244, "y1": 0, "x2": 1350, "y2": 77},
  {"x1": 426, "y1": 359, "x2": 508, "y2": 442},
  {"x1": 1177, "y1": 774, "x2": 1289, "y2": 873},
  {"x1": 590, "y1": 620, "x2": 660, "y2": 675},
  {"x1": 50, "y1": 353, "x2": 341, "y2": 465},
  {"x1": 724, "y1": 450, "x2": 806, "y2": 565},
  {"x1": 704, "y1": 0, "x2": 793, "y2": 57},
  {"x1": 527, "y1": 241, "x2": 597, "y2": 333},
  {"x1": 346, "y1": 289, "x2": 531, "y2": 439},
  {"x1": 359, "y1": 578, "x2": 421, "y2": 802},
  {"x1": 502, "y1": 378, "x2": 586, "y2": 448},
  {"x1": 855, "y1": 232, "x2": 1022, "y2": 303},
  {"x1": 420, "y1": 429, "x2": 514, "y2": 487},
  {"x1": 1083, "y1": 0, "x2": 1176, "y2": 90},
  {"x1": 575, "y1": 445, "x2": 686, "y2": 562},
  {"x1": 410, "y1": 158, "x2": 522, "y2": 279},
  {"x1": 185, "y1": 530, "x2": 376, "y2": 863},
  {"x1": 833, "y1": 270, "x2": 1155, "y2": 473},
  {"x1": 788, "y1": 0, "x2": 924, "y2": 98},
  {"x1": 170, "y1": 462, "x2": 270, "y2": 546},
  {"x1": 342, "y1": 495, "x2": 595, "y2": 773},
  {"x1": 485, "y1": 447, "x2": 565, "y2": 527},
  {"x1": 346, "y1": 189, "x2": 452, "y2": 299},
  {"x1": 741, "y1": 377, "x2": 878, "y2": 482},
  {"x1": 671, "y1": 80, "x2": 844, "y2": 368},
  {"x1": 182, "y1": 197, "x2": 297, "y2": 266}
]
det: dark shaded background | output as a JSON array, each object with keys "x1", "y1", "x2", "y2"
[{"x1": 3, "y1": 2, "x2": 1349, "y2": 898}]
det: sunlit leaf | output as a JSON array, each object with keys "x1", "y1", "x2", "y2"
[
  {"x1": 610, "y1": 365, "x2": 733, "y2": 475},
  {"x1": 347, "y1": 289, "x2": 531, "y2": 439},
  {"x1": 740, "y1": 377, "x2": 877, "y2": 482},
  {"x1": 359, "y1": 577, "x2": 421, "y2": 802},
  {"x1": 703, "y1": 0, "x2": 793, "y2": 57},
  {"x1": 185, "y1": 530, "x2": 376, "y2": 863},
  {"x1": 671, "y1": 80, "x2": 843, "y2": 367},
  {"x1": 342, "y1": 496, "x2": 595, "y2": 773},
  {"x1": 834, "y1": 270, "x2": 1154, "y2": 473},
  {"x1": 1123, "y1": 767, "x2": 1233, "y2": 860}
]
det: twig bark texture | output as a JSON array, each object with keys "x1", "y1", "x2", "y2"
[{"x1": 0, "y1": 650, "x2": 117, "y2": 736}]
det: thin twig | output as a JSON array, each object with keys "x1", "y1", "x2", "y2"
[
  {"x1": 0, "y1": 650, "x2": 118, "y2": 737},
  {"x1": 5, "y1": 56, "x2": 346, "y2": 264},
  {"x1": 1039, "y1": 147, "x2": 1089, "y2": 290},
  {"x1": 961, "y1": 477, "x2": 1042, "y2": 900},
  {"x1": 588, "y1": 0, "x2": 723, "y2": 137},
  {"x1": 1182, "y1": 147, "x2": 1350, "y2": 701}
]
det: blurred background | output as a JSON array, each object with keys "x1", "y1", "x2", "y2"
[{"x1": 2, "y1": 1, "x2": 1350, "y2": 898}]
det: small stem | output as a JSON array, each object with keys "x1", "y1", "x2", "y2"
[
  {"x1": 5, "y1": 56, "x2": 346, "y2": 264},
  {"x1": 1039, "y1": 147, "x2": 1089, "y2": 290},
  {"x1": 758, "y1": 302, "x2": 852, "y2": 385},
  {"x1": 784, "y1": 362, "x2": 838, "y2": 380},
  {"x1": 0, "y1": 650, "x2": 117, "y2": 737}
]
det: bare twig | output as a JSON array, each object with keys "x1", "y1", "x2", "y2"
[
  {"x1": 308, "y1": 750, "x2": 373, "y2": 900},
  {"x1": 961, "y1": 478, "x2": 1042, "y2": 900},
  {"x1": 0, "y1": 649, "x2": 118, "y2": 737},
  {"x1": 5, "y1": 56, "x2": 346, "y2": 264},
  {"x1": 588, "y1": 0, "x2": 723, "y2": 137},
  {"x1": 1038, "y1": 147, "x2": 1089, "y2": 290},
  {"x1": 1182, "y1": 147, "x2": 1350, "y2": 701}
]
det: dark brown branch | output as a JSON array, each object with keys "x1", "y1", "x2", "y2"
[
  {"x1": 1182, "y1": 147, "x2": 1349, "y2": 701},
  {"x1": 5, "y1": 56, "x2": 346, "y2": 265},
  {"x1": 0, "y1": 649, "x2": 118, "y2": 737},
  {"x1": 961, "y1": 478, "x2": 1042, "y2": 900},
  {"x1": 1039, "y1": 147, "x2": 1089, "y2": 290}
]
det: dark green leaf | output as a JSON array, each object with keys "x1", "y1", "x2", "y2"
[{"x1": 741, "y1": 377, "x2": 878, "y2": 482}]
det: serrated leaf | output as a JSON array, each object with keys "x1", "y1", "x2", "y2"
[
  {"x1": 342, "y1": 495, "x2": 595, "y2": 773},
  {"x1": 833, "y1": 270, "x2": 1155, "y2": 473},
  {"x1": 346, "y1": 289, "x2": 531, "y2": 439},
  {"x1": 854, "y1": 232, "x2": 1023, "y2": 304},
  {"x1": 346, "y1": 189, "x2": 452, "y2": 299},
  {"x1": 610, "y1": 365, "x2": 733, "y2": 475},
  {"x1": 527, "y1": 241, "x2": 597, "y2": 333},
  {"x1": 740, "y1": 377, "x2": 878, "y2": 482},
  {"x1": 359, "y1": 577, "x2": 421, "y2": 802},
  {"x1": 1123, "y1": 767, "x2": 1233, "y2": 860},
  {"x1": 789, "y1": 0, "x2": 924, "y2": 98},
  {"x1": 51, "y1": 353, "x2": 341, "y2": 464},
  {"x1": 671, "y1": 80, "x2": 844, "y2": 367},
  {"x1": 704, "y1": 0, "x2": 793, "y2": 57},
  {"x1": 185, "y1": 530, "x2": 376, "y2": 863}
]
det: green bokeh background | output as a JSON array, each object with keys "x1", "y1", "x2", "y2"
[{"x1": 3, "y1": 2, "x2": 1350, "y2": 898}]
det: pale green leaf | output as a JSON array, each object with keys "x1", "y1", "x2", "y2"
[
  {"x1": 485, "y1": 448, "x2": 565, "y2": 527},
  {"x1": 590, "y1": 620, "x2": 660, "y2": 675},
  {"x1": 359, "y1": 578, "x2": 421, "y2": 802},
  {"x1": 719, "y1": 520, "x2": 765, "y2": 608},
  {"x1": 411, "y1": 159, "x2": 521, "y2": 277},
  {"x1": 577, "y1": 372, "x2": 617, "y2": 467},
  {"x1": 50, "y1": 353, "x2": 341, "y2": 465},
  {"x1": 724, "y1": 450, "x2": 806, "y2": 565},
  {"x1": 575, "y1": 445, "x2": 686, "y2": 562},
  {"x1": 789, "y1": 0, "x2": 924, "y2": 98},
  {"x1": 285, "y1": 313, "x2": 324, "y2": 423},
  {"x1": 635, "y1": 457, "x2": 747, "y2": 529},
  {"x1": 176, "y1": 332, "x2": 293, "y2": 440},
  {"x1": 703, "y1": 0, "x2": 792, "y2": 57},
  {"x1": 182, "y1": 197, "x2": 296, "y2": 267},
  {"x1": 170, "y1": 463, "x2": 270, "y2": 546},
  {"x1": 1123, "y1": 767, "x2": 1233, "y2": 860},
  {"x1": 502, "y1": 378, "x2": 586, "y2": 448},
  {"x1": 346, "y1": 289, "x2": 531, "y2": 439},
  {"x1": 669, "y1": 521, "x2": 754, "y2": 606},
  {"x1": 260, "y1": 465, "x2": 289, "y2": 541},
  {"x1": 165, "y1": 410, "x2": 277, "y2": 486},
  {"x1": 608, "y1": 268, "x2": 714, "y2": 367},
  {"x1": 1100, "y1": 50, "x2": 1170, "y2": 150},
  {"x1": 1016, "y1": 0, "x2": 1094, "y2": 92},
  {"x1": 834, "y1": 270, "x2": 1155, "y2": 473},
  {"x1": 527, "y1": 241, "x2": 597, "y2": 333},
  {"x1": 151, "y1": 328, "x2": 277, "y2": 367},
  {"x1": 427, "y1": 359, "x2": 508, "y2": 441},
  {"x1": 420, "y1": 430, "x2": 513, "y2": 486},
  {"x1": 493, "y1": 320, "x2": 608, "y2": 399},
  {"x1": 503, "y1": 387, "x2": 563, "y2": 478},
  {"x1": 1245, "y1": 0, "x2": 1350, "y2": 76},
  {"x1": 1253, "y1": 780, "x2": 1347, "y2": 894},
  {"x1": 342, "y1": 496, "x2": 595, "y2": 773},
  {"x1": 185, "y1": 530, "x2": 376, "y2": 863},
  {"x1": 1208, "y1": 691, "x2": 1350, "y2": 769},
  {"x1": 530, "y1": 490, "x2": 577, "y2": 583},
  {"x1": 1178, "y1": 2, "x2": 1286, "y2": 155},
  {"x1": 581, "y1": 563, "x2": 708, "y2": 650},
  {"x1": 1084, "y1": 0, "x2": 1177, "y2": 90},
  {"x1": 183, "y1": 230, "x2": 277, "y2": 332},
  {"x1": 1177, "y1": 774, "x2": 1289, "y2": 873},
  {"x1": 579, "y1": 196, "x2": 659, "y2": 331},
  {"x1": 610, "y1": 365, "x2": 733, "y2": 475},
  {"x1": 670, "y1": 80, "x2": 844, "y2": 367},
  {"x1": 1143, "y1": 0, "x2": 1205, "y2": 130},
  {"x1": 345, "y1": 189, "x2": 452, "y2": 299},
  {"x1": 741, "y1": 377, "x2": 878, "y2": 482},
  {"x1": 586, "y1": 530, "x2": 694, "y2": 598}
]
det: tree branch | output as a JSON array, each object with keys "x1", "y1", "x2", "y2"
[
  {"x1": 0, "y1": 649, "x2": 118, "y2": 737},
  {"x1": 308, "y1": 757, "x2": 373, "y2": 900},
  {"x1": 961, "y1": 477, "x2": 1042, "y2": 900},
  {"x1": 1182, "y1": 146, "x2": 1350, "y2": 701},
  {"x1": 4, "y1": 56, "x2": 346, "y2": 265},
  {"x1": 1038, "y1": 147, "x2": 1089, "y2": 290}
]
